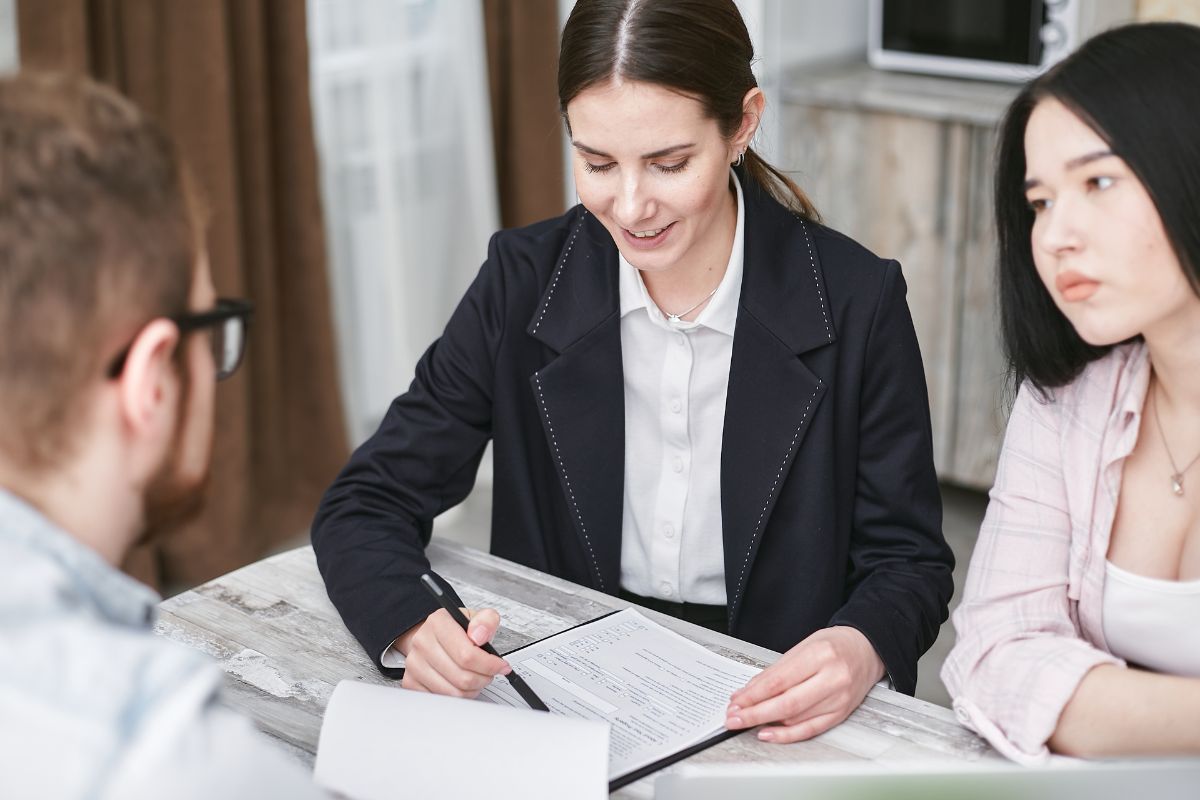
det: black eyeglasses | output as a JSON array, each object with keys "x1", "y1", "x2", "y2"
[{"x1": 106, "y1": 298, "x2": 254, "y2": 381}]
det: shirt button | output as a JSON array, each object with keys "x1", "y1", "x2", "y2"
[
  {"x1": 670, "y1": 399, "x2": 682, "y2": 414},
  {"x1": 676, "y1": 334, "x2": 687, "y2": 348},
  {"x1": 663, "y1": 523, "x2": 675, "y2": 539},
  {"x1": 672, "y1": 456, "x2": 684, "y2": 473},
  {"x1": 660, "y1": 581, "x2": 673, "y2": 596}
]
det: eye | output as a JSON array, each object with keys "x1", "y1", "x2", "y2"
[
  {"x1": 1087, "y1": 175, "x2": 1115, "y2": 192},
  {"x1": 582, "y1": 161, "x2": 615, "y2": 174},
  {"x1": 654, "y1": 159, "x2": 690, "y2": 174},
  {"x1": 1025, "y1": 196, "x2": 1052, "y2": 214}
]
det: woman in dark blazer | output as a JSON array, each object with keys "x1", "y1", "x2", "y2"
[{"x1": 313, "y1": 0, "x2": 953, "y2": 744}]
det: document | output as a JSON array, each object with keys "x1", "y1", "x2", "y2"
[
  {"x1": 480, "y1": 608, "x2": 761, "y2": 781},
  {"x1": 313, "y1": 609, "x2": 761, "y2": 797},
  {"x1": 314, "y1": 680, "x2": 609, "y2": 800}
]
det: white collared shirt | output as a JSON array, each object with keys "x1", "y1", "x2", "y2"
[{"x1": 617, "y1": 170, "x2": 745, "y2": 605}]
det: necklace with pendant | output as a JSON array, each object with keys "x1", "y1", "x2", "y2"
[
  {"x1": 664, "y1": 286, "x2": 718, "y2": 323},
  {"x1": 1150, "y1": 381, "x2": 1200, "y2": 497}
]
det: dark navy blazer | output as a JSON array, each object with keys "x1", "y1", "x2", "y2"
[{"x1": 311, "y1": 170, "x2": 954, "y2": 694}]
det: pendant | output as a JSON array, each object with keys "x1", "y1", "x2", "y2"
[{"x1": 1171, "y1": 473, "x2": 1185, "y2": 496}]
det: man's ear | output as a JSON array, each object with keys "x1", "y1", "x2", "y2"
[
  {"x1": 115, "y1": 319, "x2": 181, "y2": 437},
  {"x1": 733, "y1": 87, "x2": 765, "y2": 154}
]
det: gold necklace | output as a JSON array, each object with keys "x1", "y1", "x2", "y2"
[{"x1": 1149, "y1": 381, "x2": 1200, "y2": 497}]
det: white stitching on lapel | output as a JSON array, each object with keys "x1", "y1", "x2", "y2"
[
  {"x1": 531, "y1": 209, "x2": 588, "y2": 335},
  {"x1": 731, "y1": 381, "x2": 822, "y2": 611},
  {"x1": 799, "y1": 218, "x2": 832, "y2": 342},
  {"x1": 533, "y1": 372, "x2": 605, "y2": 590}
]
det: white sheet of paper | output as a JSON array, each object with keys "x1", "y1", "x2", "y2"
[
  {"x1": 314, "y1": 680, "x2": 609, "y2": 800},
  {"x1": 454, "y1": 585, "x2": 575, "y2": 639},
  {"x1": 378, "y1": 588, "x2": 575, "y2": 670},
  {"x1": 479, "y1": 608, "x2": 761, "y2": 780}
]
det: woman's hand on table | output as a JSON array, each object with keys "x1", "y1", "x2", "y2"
[
  {"x1": 725, "y1": 625, "x2": 885, "y2": 743},
  {"x1": 397, "y1": 607, "x2": 510, "y2": 697}
]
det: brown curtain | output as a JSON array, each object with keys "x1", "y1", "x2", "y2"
[
  {"x1": 17, "y1": 0, "x2": 349, "y2": 589},
  {"x1": 483, "y1": 0, "x2": 566, "y2": 228}
]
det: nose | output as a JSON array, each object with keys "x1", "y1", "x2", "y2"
[
  {"x1": 615, "y1": 172, "x2": 653, "y2": 229},
  {"x1": 1032, "y1": 195, "x2": 1082, "y2": 258}
]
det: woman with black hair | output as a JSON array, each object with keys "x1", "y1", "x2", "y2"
[
  {"x1": 313, "y1": 0, "x2": 953, "y2": 743},
  {"x1": 943, "y1": 22, "x2": 1200, "y2": 762}
]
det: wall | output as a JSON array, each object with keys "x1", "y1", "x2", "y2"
[{"x1": 1138, "y1": 0, "x2": 1200, "y2": 23}]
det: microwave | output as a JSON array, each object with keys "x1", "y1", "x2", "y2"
[{"x1": 868, "y1": 0, "x2": 1137, "y2": 83}]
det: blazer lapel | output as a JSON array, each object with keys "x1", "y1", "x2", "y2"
[
  {"x1": 527, "y1": 209, "x2": 624, "y2": 593},
  {"x1": 722, "y1": 177, "x2": 837, "y2": 622}
]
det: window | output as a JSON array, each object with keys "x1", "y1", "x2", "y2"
[{"x1": 308, "y1": 0, "x2": 500, "y2": 444}]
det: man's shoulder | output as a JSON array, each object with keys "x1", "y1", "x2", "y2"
[
  {"x1": 0, "y1": 618, "x2": 319, "y2": 799},
  {"x1": 0, "y1": 539, "x2": 223, "y2": 758},
  {"x1": 1, "y1": 593, "x2": 222, "y2": 727}
]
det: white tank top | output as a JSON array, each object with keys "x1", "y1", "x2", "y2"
[{"x1": 1102, "y1": 560, "x2": 1200, "y2": 678}]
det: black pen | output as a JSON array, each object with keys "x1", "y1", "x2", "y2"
[{"x1": 419, "y1": 572, "x2": 550, "y2": 712}]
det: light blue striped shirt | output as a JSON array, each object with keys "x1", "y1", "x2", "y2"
[{"x1": 0, "y1": 489, "x2": 324, "y2": 799}]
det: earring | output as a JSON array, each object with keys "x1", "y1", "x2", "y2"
[{"x1": 732, "y1": 150, "x2": 745, "y2": 168}]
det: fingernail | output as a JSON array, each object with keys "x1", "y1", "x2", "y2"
[
  {"x1": 501, "y1": 663, "x2": 512, "y2": 675},
  {"x1": 758, "y1": 730, "x2": 774, "y2": 741},
  {"x1": 726, "y1": 716, "x2": 742, "y2": 728},
  {"x1": 470, "y1": 628, "x2": 488, "y2": 645},
  {"x1": 727, "y1": 704, "x2": 741, "y2": 713}
]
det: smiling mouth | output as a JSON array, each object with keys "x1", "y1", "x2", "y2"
[{"x1": 628, "y1": 223, "x2": 672, "y2": 239}]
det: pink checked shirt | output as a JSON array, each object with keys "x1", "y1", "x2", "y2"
[{"x1": 942, "y1": 341, "x2": 1151, "y2": 763}]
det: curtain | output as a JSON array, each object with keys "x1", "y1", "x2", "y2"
[
  {"x1": 17, "y1": 0, "x2": 349, "y2": 589},
  {"x1": 307, "y1": 0, "x2": 500, "y2": 446},
  {"x1": 483, "y1": 0, "x2": 565, "y2": 228}
]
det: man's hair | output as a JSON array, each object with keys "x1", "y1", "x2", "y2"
[{"x1": 0, "y1": 72, "x2": 200, "y2": 472}]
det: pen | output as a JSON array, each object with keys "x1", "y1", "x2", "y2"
[{"x1": 419, "y1": 572, "x2": 550, "y2": 712}]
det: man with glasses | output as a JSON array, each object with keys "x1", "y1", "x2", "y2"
[{"x1": 0, "y1": 74, "x2": 324, "y2": 797}]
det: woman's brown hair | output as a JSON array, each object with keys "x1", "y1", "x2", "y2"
[{"x1": 558, "y1": 0, "x2": 819, "y2": 221}]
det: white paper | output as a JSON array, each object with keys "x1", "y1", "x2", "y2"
[
  {"x1": 378, "y1": 588, "x2": 576, "y2": 670},
  {"x1": 314, "y1": 680, "x2": 609, "y2": 800},
  {"x1": 454, "y1": 585, "x2": 575, "y2": 640},
  {"x1": 479, "y1": 608, "x2": 761, "y2": 780}
]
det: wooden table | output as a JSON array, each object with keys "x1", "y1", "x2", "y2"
[{"x1": 155, "y1": 540, "x2": 999, "y2": 798}]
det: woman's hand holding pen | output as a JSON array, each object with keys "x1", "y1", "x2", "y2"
[
  {"x1": 724, "y1": 626, "x2": 885, "y2": 744},
  {"x1": 396, "y1": 607, "x2": 511, "y2": 698}
]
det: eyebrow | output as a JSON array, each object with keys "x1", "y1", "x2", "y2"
[
  {"x1": 1023, "y1": 150, "x2": 1117, "y2": 191},
  {"x1": 572, "y1": 141, "x2": 695, "y2": 160}
]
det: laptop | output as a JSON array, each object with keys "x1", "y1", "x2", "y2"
[{"x1": 654, "y1": 759, "x2": 1200, "y2": 800}]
